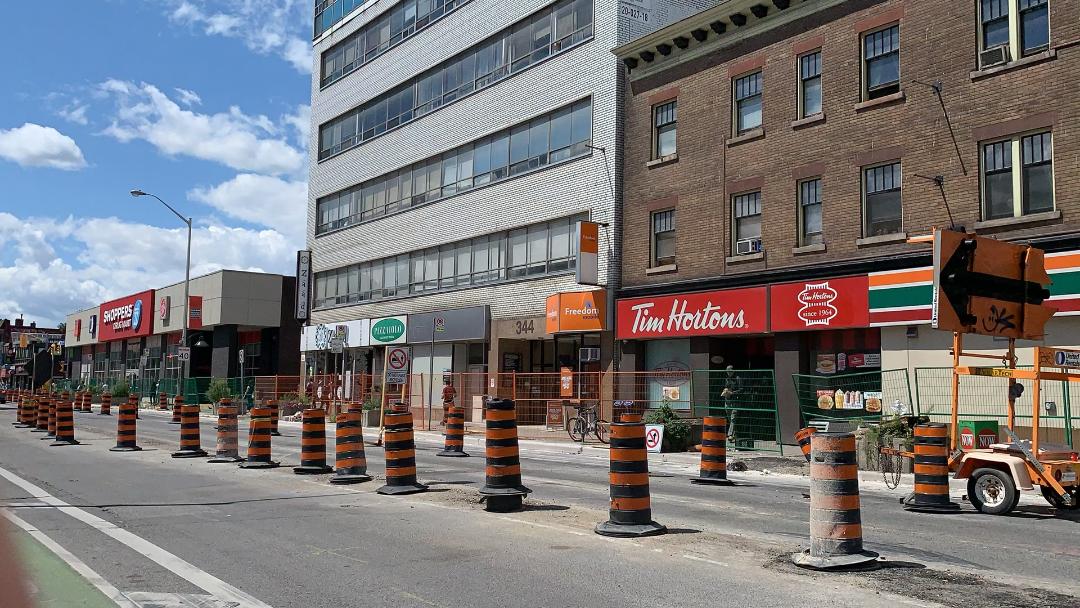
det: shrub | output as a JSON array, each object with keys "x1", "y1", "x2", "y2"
[
  {"x1": 206, "y1": 378, "x2": 232, "y2": 403},
  {"x1": 645, "y1": 403, "x2": 692, "y2": 452},
  {"x1": 362, "y1": 396, "x2": 380, "y2": 411},
  {"x1": 110, "y1": 381, "x2": 130, "y2": 399}
]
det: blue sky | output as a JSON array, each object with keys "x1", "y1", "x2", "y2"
[{"x1": 0, "y1": 0, "x2": 313, "y2": 325}]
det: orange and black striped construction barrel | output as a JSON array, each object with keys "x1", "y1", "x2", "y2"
[
  {"x1": 50, "y1": 398, "x2": 79, "y2": 446},
  {"x1": 81, "y1": 392, "x2": 92, "y2": 413},
  {"x1": 109, "y1": 395, "x2": 141, "y2": 452},
  {"x1": 171, "y1": 394, "x2": 183, "y2": 424},
  {"x1": 158, "y1": 392, "x2": 169, "y2": 411},
  {"x1": 595, "y1": 413, "x2": 666, "y2": 537},
  {"x1": 240, "y1": 406, "x2": 279, "y2": 469},
  {"x1": 478, "y1": 399, "x2": 530, "y2": 512},
  {"x1": 99, "y1": 392, "x2": 112, "y2": 416},
  {"x1": 692, "y1": 416, "x2": 734, "y2": 486},
  {"x1": 24, "y1": 397, "x2": 38, "y2": 427},
  {"x1": 294, "y1": 408, "x2": 333, "y2": 474},
  {"x1": 437, "y1": 405, "x2": 470, "y2": 458},
  {"x1": 172, "y1": 404, "x2": 207, "y2": 458},
  {"x1": 331, "y1": 410, "x2": 372, "y2": 484},
  {"x1": 269, "y1": 400, "x2": 281, "y2": 436},
  {"x1": 904, "y1": 423, "x2": 960, "y2": 512},
  {"x1": 792, "y1": 432, "x2": 877, "y2": 570},
  {"x1": 13, "y1": 396, "x2": 29, "y2": 428},
  {"x1": 44, "y1": 397, "x2": 57, "y2": 440},
  {"x1": 32, "y1": 398, "x2": 49, "y2": 433},
  {"x1": 377, "y1": 410, "x2": 428, "y2": 495},
  {"x1": 208, "y1": 401, "x2": 243, "y2": 463},
  {"x1": 796, "y1": 427, "x2": 817, "y2": 463}
]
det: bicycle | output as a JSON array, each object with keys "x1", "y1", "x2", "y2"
[{"x1": 566, "y1": 404, "x2": 609, "y2": 444}]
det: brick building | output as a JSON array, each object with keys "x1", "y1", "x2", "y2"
[{"x1": 613, "y1": 0, "x2": 1080, "y2": 441}]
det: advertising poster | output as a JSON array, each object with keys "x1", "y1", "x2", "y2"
[
  {"x1": 816, "y1": 390, "x2": 834, "y2": 410},
  {"x1": 816, "y1": 354, "x2": 836, "y2": 374},
  {"x1": 864, "y1": 391, "x2": 883, "y2": 413}
]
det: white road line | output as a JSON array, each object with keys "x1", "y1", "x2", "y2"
[
  {"x1": 0, "y1": 466, "x2": 272, "y2": 608},
  {"x1": 3, "y1": 510, "x2": 140, "y2": 608},
  {"x1": 681, "y1": 554, "x2": 729, "y2": 567},
  {"x1": 496, "y1": 516, "x2": 587, "y2": 536}
]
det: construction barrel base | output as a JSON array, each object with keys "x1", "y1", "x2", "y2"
[
  {"x1": 330, "y1": 472, "x2": 372, "y2": 484},
  {"x1": 792, "y1": 548, "x2": 880, "y2": 570},
  {"x1": 239, "y1": 460, "x2": 280, "y2": 469},
  {"x1": 293, "y1": 464, "x2": 334, "y2": 474},
  {"x1": 208, "y1": 454, "x2": 245, "y2": 463},
  {"x1": 902, "y1": 492, "x2": 962, "y2": 513},
  {"x1": 690, "y1": 476, "x2": 734, "y2": 486},
  {"x1": 436, "y1": 449, "x2": 470, "y2": 458},
  {"x1": 376, "y1": 482, "x2": 428, "y2": 495},
  {"x1": 594, "y1": 520, "x2": 667, "y2": 538},
  {"x1": 478, "y1": 485, "x2": 531, "y2": 513}
]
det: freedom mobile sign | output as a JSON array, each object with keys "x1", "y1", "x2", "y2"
[{"x1": 931, "y1": 229, "x2": 1054, "y2": 340}]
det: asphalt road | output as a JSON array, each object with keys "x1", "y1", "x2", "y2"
[{"x1": 1, "y1": 405, "x2": 1078, "y2": 608}]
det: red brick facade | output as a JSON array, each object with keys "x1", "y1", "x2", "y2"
[{"x1": 619, "y1": 0, "x2": 1080, "y2": 290}]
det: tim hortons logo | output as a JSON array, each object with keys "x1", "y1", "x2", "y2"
[
  {"x1": 798, "y1": 282, "x2": 839, "y2": 327},
  {"x1": 629, "y1": 298, "x2": 746, "y2": 335}
]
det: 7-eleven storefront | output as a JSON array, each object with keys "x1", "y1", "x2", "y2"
[{"x1": 870, "y1": 250, "x2": 1080, "y2": 373}]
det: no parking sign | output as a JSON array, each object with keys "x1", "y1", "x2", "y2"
[{"x1": 645, "y1": 424, "x2": 664, "y2": 453}]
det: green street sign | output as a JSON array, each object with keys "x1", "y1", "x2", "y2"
[{"x1": 371, "y1": 317, "x2": 406, "y2": 343}]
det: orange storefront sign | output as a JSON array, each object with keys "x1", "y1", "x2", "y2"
[{"x1": 546, "y1": 290, "x2": 607, "y2": 333}]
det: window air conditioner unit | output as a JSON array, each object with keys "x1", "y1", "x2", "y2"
[
  {"x1": 736, "y1": 238, "x2": 762, "y2": 255},
  {"x1": 979, "y1": 45, "x2": 1010, "y2": 69},
  {"x1": 579, "y1": 347, "x2": 601, "y2": 363}
]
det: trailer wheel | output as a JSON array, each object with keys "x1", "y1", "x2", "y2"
[
  {"x1": 1040, "y1": 485, "x2": 1080, "y2": 511},
  {"x1": 967, "y1": 468, "x2": 1018, "y2": 515}
]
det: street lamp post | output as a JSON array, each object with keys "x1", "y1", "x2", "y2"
[{"x1": 130, "y1": 190, "x2": 192, "y2": 391}]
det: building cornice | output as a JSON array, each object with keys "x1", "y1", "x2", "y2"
[{"x1": 613, "y1": 0, "x2": 848, "y2": 81}]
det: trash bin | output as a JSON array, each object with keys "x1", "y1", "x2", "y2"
[{"x1": 958, "y1": 420, "x2": 999, "y2": 450}]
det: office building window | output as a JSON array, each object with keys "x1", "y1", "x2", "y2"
[
  {"x1": 318, "y1": 0, "x2": 594, "y2": 160},
  {"x1": 981, "y1": 132, "x2": 1054, "y2": 220},
  {"x1": 798, "y1": 51, "x2": 822, "y2": 118},
  {"x1": 651, "y1": 210, "x2": 675, "y2": 266},
  {"x1": 733, "y1": 191, "x2": 762, "y2": 254},
  {"x1": 313, "y1": 215, "x2": 586, "y2": 308},
  {"x1": 863, "y1": 162, "x2": 902, "y2": 236},
  {"x1": 862, "y1": 24, "x2": 900, "y2": 100},
  {"x1": 799, "y1": 178, "x2": 823, "y2": 246},
  {"x1": 320, "y1": 0, "x2": 474, "y2": 88},
  {"x1": 733, "y1": 72, "x2": 762, "y2": 134},
  {"x1": 653, "y1": 101, "x2": 677, "y2": 158},
  {"x1": 315, "y1": 98, "x2": 591, "y2": 235}
]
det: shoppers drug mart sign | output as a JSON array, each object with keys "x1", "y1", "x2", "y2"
[
  {"x1": 370, "y1": 316, "x2": 407, "y2": 344},
  {"x1": 98, "y1": 290, "x2": 155, "y2": 341}
]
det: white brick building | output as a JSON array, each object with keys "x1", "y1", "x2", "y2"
[{"x1": 306, "y1": 0, "x2": 717, "y2": 382}]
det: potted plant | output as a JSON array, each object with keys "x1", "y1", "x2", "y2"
[
  {"x1": 279, "y1": 392, "x2": 310, "y2": 417},
  {"x1": 362, "y1": 397, "x2": 382, "y2": 427},
  {"x1": 644, "y1": 403, "x2": 692, "y2": 453}
]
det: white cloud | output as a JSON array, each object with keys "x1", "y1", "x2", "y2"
[
  {"x1": 58, "y1": 103, "x2": 89, "y2": 126},
  {"x1": 0, "y1": 123, "x2": 87, "y2": 171},
  {"x1": 168, "y1": 1, "x2": 313, "y2": 73},
  {"x1": 0, "y1": 211, "x2": 297, "y2": 326},
  {"x1": 174, "y1": 88, "x2": 202, "y2": 107},
  {"x1": 99, "y1": 80, "x2": 304, "y2": 175},
  {"x1": 189, "y1": 173, "x2": 307, "y2": 242},
  {"x1": 282, "y1": 104, "x2": 311, "y2": 148}
]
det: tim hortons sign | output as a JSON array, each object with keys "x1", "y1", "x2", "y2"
[{"x1": 616, "y1": 287, "x2": 768, "y2": 339}]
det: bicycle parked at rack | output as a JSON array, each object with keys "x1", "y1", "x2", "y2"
[{"x1": 566, "y1": 403, "x2": 609, "y2": 444}]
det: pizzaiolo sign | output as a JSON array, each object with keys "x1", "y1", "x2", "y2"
[{"x1": 98, "y1": 290, "x2": 155, "y2": 341}]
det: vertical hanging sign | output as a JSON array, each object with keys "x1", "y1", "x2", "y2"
[
  {"x1": 188, "y1": 296, "x2": 203, "y2": 329},
  {"x1": 576, "y1": 221, "x2": 600, "y2": 286},
  {"x1": 296, "y1": 249, "x2": 312, "y2": 321}
]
